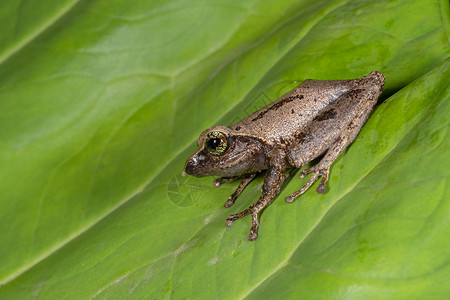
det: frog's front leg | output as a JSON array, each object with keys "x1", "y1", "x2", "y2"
[
  {"x1": 226, "y1": 149, "x2": 286, "y2": 240},
  {"x1": 214, "y1": 173, "x2": 258, "y2": 207},
  {"x1": 285, "y1": 104, "x2": 374, "y2": 203}
]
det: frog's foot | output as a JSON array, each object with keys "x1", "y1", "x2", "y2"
[
  {"x1": 225, "y1": 206, "x2": 252, "y2": 227},
  {"x1": 217, "y1": 173, "x2": 257, "y2": 208},
  {"x1": 226, "y1": 193, "x2": 274, "y2": 241},
  {"x1": 285, "y1": 166, "x2": 329, "y2": 203},
  {"x1": 225, "y1": 207, "x2": 261, "y2": 241}
]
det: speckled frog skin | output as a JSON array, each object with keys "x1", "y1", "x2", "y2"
[{"x1": 184, "y1": 71, "x2": 385, "y2": 241}]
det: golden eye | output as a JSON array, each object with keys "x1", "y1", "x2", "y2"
[{"x1": 204, "y1": 131, "x2": 228, "y2": 156}]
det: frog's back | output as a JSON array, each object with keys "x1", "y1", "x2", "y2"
[{"x1": 231, "y1": 78, "x2": 357, "y2": 144}]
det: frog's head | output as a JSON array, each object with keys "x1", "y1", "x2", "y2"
[{"x1": 183, "y1": 126, "x2": 267, "y2": 177}]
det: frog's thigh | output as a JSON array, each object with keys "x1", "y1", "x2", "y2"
[
  {"x1": 287, "y1": 133, "x2": 333, "y2": 169},
  {"x1": 316, "y1": 103, "x2": 375, "y2": 167},
  {"x1": 287, "y1": 103, "x2": 374, "y2": 168}
]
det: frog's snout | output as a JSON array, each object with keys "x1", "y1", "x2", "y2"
[
  {"x1": 183, "y1": 157, "x2": 196, "y2": 176},
  {"x1": 184, "y1": 151, "x2": 207, "y2": 177}
]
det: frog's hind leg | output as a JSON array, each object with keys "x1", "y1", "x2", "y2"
[
  {"x1": 285, "y1": 104, "x2": 375, "y2": 203},
  {"x1": 214, "y1": 173, "x2": 257, "y2": 207}
]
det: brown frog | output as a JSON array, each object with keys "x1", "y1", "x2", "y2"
[{"x1": 184, "y1": 71, "x2": 385, "y2": 241}]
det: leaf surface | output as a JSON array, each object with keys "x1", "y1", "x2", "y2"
[{"x1": 0, "y1": 0, "x2": 449, "y2": 299}]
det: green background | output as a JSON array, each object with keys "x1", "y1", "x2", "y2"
[{"x1": 0, "y1": 0, "x2": 449, "y2": 298}]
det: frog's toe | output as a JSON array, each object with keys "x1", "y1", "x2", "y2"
[
  {"x1": 313, "y1": 167, "x2": 330, "y2": 193},
  {"x1": 214, "y1": 177, "x2": 230, "y2": 187},
  {"x1": 248, "y1": 213, "x2": 260, "y2": 241},
  {"x1": 285, "y1": 195, "x2": 295, "y2": 203},
  {"x1": 214, "y1": 176, "x2": 240, "y2": 187},
  {"x1": 286, "y1": 166, "x2": 330, "y2": 202},
  {"x1": 224, "y1": 198, "x2": 235, "y2": 208},
  {"x1": 299, "y1": 167, "x2": 314, "y2": 178},
  {"x1": 248, "y1": 232, "x2": 258, "y2": 241},
  {"x1": 316, "y1": 173, "x2": 329, "y2": 194}
]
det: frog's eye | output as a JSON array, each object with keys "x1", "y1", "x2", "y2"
[{"x1": 204, "y1": 131, "x2": 228, "y2": 156}]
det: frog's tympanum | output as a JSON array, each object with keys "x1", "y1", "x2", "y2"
[{"x1": 184, "y1": 71, "x2": 385, "y2": 241}]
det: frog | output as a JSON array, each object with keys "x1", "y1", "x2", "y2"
[{"x1": 183, "y1": 71, "x2": 385, "y2": 241}]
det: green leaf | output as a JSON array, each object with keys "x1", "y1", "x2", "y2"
[{"x1": 0, "y1": 0, "x2": 449, "y2": 299}]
